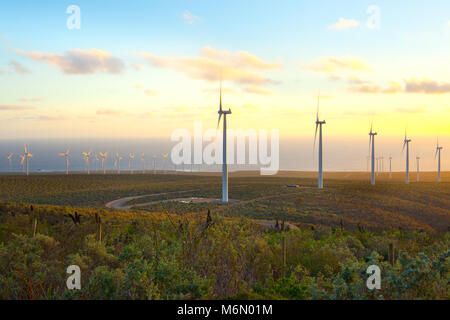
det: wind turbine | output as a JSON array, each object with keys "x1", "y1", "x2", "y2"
[
  {"x1": 24, "y1": 144, "x2": 33, "y2": 176},
  {"x1": 389, "y1": 155, "x2": 392, "y2": 179},
  {"x1": 313, "y1": 92, "x2": 326, "y2": 189},
  {"x1": 128, "y1": 153, "x2": 134, "y2": 174},
  {"x1": 115, "y1": 153, "x2": 123, "y2": 174},
  {"x1": 99, "y1": 152, "x2": 108, "y2": 174},
  {"x1": 19, "y1": 154, "x2": 26, "y2": 173},
  {"x1": 59, "y1": 147, "x2": 70, "y2": 175},
  {"x1": 217, "y1": 81, "x2": 232, "y2": 202},
  {"x1": 152, "y1": 154, "x2": 157, "y2": 173},
  {"x1": 162, "y1": 153, "x2": 169, "y2": 173},
  {"x1": 402, "y1": 131, "x2": 412, "y2": 184},
  {"x1": 369, "y1": 122, "x2": 377, "y2": 185},
  {"x1": 435, "y1": 138, "x2": 443, "y2": 183},
  {"x1": 141, "y1": 152, "x2": 145, "y2": 173},
  {"x1": 82, "y1": 149, "x2": 92, "y2": 174},
  {"x1": 416, "y1": 156, "x2": 420, "y2": 182},
  {"x1": 7, "y1": 153, "x2": 14, "y2": 172},
  {"x1": 94, "y1": 153, "x2": 100, "y2": 172}
]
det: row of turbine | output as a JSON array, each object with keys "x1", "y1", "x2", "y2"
[
  {"x1": 6, "y1": 144, "x2": 170, "y2": 175},
  {"x1": 368, "y1": 123, "x2": 444, "y2": 185}
]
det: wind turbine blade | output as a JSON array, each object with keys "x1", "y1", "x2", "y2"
[
  {"x1": 217, "y1": 114, "x2": 222, "y2": 129},
  {"x1": 313, "y1": 123, "x2": 319, "y2": 152},
  {"x1": 24, "y1": 143, "x2": 27, "y2": 153},
  {"x1": 402, "y1": 141, "x2": 406, "y2": 152}
]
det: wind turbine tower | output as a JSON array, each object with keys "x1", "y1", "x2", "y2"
[
  {"x1": 141, "y1": 153, "x2": 145, "y2": 173},
  {"x1": 389, "y1": 156, "x2": 392, "y2": 179},
  {"x1": 314, "y1": 92, "x2": 326, "y2": 189},
  {"x1": 369, "y1": 123, "x2": 377, "y2": 185},
  {"x1": 403, "y1": 132, "x2": 412, "y2": 184},
  {"x1": 7, "y1": 153, "x2": 14, "y2": 172},
  {"x1": 435, "y1": 138, "x2": 443, "y2": 183},
  {"x1": 59, "y1": 148, "x2": 70, "y2": 175},
  {"x1": 24, "y1": 144, "x2": 33, "y2": 176},
  {"x1": 416, "y1": 156, "x2": 420, "y2": 182},
  {"x1": 99, "y1": 152, "x2": 108, "y2": 174},
  {"x1": 128, "y1": 153, "x2": 134, "y2": 174},
  {"x1": 82, "y1": 149, "x2": 92, "y2": 174},
  {"x1": 217, "y1": 81, "x2": 232, "y2": 202},
  {"x1": 152, "y1": 154, "x2": 157, "y2": 173}
]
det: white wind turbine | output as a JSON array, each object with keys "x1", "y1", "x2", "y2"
[
  {"x1": 368, "y1": 122, "x2": 377, "y2": 185},
  {"x1": 162, "y1": 153, "x2": 169, "y2": 173},
  {"x1": 59, "y1": 147, "x2": 71, "y2": 175},
  {"x1": 94, "y1": 153, "x2": 100, "y2": 172},
  {"x1": 7, "y1": 153, "x2": 14, "y2": 172},
  {"x1": 389, "y1": 155, "x2": 392, "y2": 179},
  {"x1": 217, "y1": 81, "x2": 232, "y2": 202},
  {"x1": 152, "y1": 154, "x2": 157, "y2": 173},
  {"x1": 402, "y1": 131, "x2": 412, "y2": 184},
  {"x1": 115, "y1": 153, "x2": 123, "y2": 174},
  {"x1": 82, "y1": 149, "x2": 92, "y2": 174},
  {"x1": 24, "y1": 144, "x2": 33, "y2": 176},
  {"x1": 141, "y1": 152, "x2": 145, "y2": 173},
  {"x1": 128, "y1": 153, "x2": 134, "y2": 174},
  {"x1": 435, "y1": 138, "x2": 443, "y2": 183},
  {"x1": 19, "y1": 154, "x2": 26, "y2": 173},
  {"x1": 99, "y1": 152, "x2": 108, "y2": 174},
  {"x1": 313, "y1": 92, "x2": 326, "y2": 189},
  {"x1": 416, "y1": 156, "x2": 420, "y2": 182}
]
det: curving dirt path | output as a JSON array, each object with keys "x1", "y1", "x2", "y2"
[
  {"x1": 105, "y1": 190, "x2": 300, "y2": 230},
  {"x1": 105, "y1": 190, "x2": 199, "y2": 210}
]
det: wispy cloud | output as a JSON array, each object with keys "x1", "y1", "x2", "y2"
[
  {"x1": 142, "y1": 46, "x2": 281, "y2": 89},
  {"x1": 182, "y1": 10, "x2": 199, "y2": 25},
  {"x1": 0, "y1": 104, "x2": 35, "y2": 110},
  {"x1": 96, "y1": 109, "x2": 124, "y2": 116},
  {"x1": 328, "y1": 18, "x2": 360, "y2": 31},
  {"x1": 19, "y1": 97, "x2": 43, "y2": 102},
  {"x1": 17, "y1": 48, "x2": 125, "y2": 74},
  {"x1": 244, "y1": 85, "x2": 273, "y2": 95},
  {"x1": 144, "y1": 89, "x2": 159, "y2": 96},
  {"x1": 303, "y1": 57, "x2": 371, "y2": 73},
  {"x1": 9, "y1": 59, "x2": 31, "y2": 74},
  {"x1": 396, "y1": 107, "x2": 427, "y2": 114},
  {"x1": 404, "y1": 78, "x2": 450, "y2": 94},
  {"x1": 348, "y1": 81, "x2": 402, "y2": 94}
]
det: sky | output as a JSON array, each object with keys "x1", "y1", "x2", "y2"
[{"x1": 0, "y1": 1, "x2": 449, "y2": 171}]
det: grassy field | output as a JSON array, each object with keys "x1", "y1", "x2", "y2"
[
  {"x1": 1, "y1": 171, "x2": 449, "y2": 232},
  {"x1": 0, "y1": 171, "x2": 448, "y2": 299}
]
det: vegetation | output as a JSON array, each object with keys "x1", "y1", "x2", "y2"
[{"x1": 0, "y1": 172, "x2": 448, "y2": 299}]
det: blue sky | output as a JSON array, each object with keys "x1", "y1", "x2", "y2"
[{"x1": 0, "y1": 1, "x2": 449, "y2": 146}]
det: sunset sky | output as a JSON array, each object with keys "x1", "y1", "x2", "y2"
[{"x1": 1, "y1": 0, "x2": 449, "y2": 145}]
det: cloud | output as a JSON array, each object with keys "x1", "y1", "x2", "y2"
[
  {"x1": 96, "y1": 109, "x2": 124, "y2": 116},
  {"x1": 144, "y1": 89, "x2": 159, "y2": 96},
  {"x1": 243, "y1": 85, "x2": 273, "y2": 95},
  {"x1": 328, "y1": 18, "x2": 360, "y2": 30},
  {"x1": 17, "y1": 48, "x2": 125, "y2": 74},
  {"x1": 404, "y1": 78, "x2": 450, "y2": 94},
  {"x1": 142, "y1": 46, "x2": 281, "y2": 88},
  {"x1": 37, "y1": 115, "x2": 67, "y2": 121},
  {"x1": 348, "y1": 81, "x2": 402, "y2": 94},
  {"x1": 396, "y1": 107, "x2": 427, "y2": 114},
  {"x1": 303, "y1": 57, "x2": 371, "y2": 73},
  {"x1": 182, "y1": 11, "x2": 199, "y2": 24},
  {"x1": 9, "y1": 60, "x2": 31, "y2": 74},
  {"x1": 0, "y1": 104, "x2": 35, "y2": 110},
  {"x1": 19, "y1": 97, "x2": 43, "y2": 102}
]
